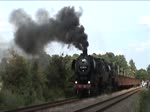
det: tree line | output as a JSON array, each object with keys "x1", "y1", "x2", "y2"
[{"x1": 0, "y1": 50, "x2": 149, "y2": 110}]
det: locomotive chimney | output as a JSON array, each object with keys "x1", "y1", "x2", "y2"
[{"x1": 82, "y1": 47, "x2": 88, "y2": 55}]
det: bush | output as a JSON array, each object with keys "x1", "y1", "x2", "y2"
[
  {"x1": 0, "y1": 53, "x2": 75, "y2": 110},
  {"x1": 43, "y1": 87, "x2": 65, "y2": 102},
  {"x1": 0, "y1": 89, "x2": 25, "y2": 111}
]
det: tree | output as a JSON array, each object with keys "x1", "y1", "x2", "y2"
[
  {"x1": 128, "y1": 59, "x2": 137, "y2": 76},
  {"x1": 129, "y1": 59, "x2": 136, "y2": 71},
  {"x1": 135, "y1": 69, "x2": 149, "y2": 80},
  {"x1": 114, "y1": 55, "x2": 128, "y2": 75},
  {"x1": 0, "y1": 50, "x2": 33, "y2": 106},
  {"x1": 92, "y1": 53, "x2": 98, "y2": 58},
  {"x1": 72, "y1": 54, "x2": 79, "y2": 59},
  {"x1": 1, "y1": 52, "x2": 31, "y2": 94},
  {"x1": 29, "y1": 60, "x2": 47, "y2": 104},
  {"x1": 100, "y1": 52, "x2": 115, "y2": 63},
  {"x1": 45, "y1": 55, "x2": 67, "y2": 100},
  {"x1": 0, "y1": 50, "x2": 47, "y2": 106}
]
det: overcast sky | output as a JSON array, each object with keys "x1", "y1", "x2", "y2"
[{"x1": 0, "y1": 1, "x2": 150, "y2": 69}]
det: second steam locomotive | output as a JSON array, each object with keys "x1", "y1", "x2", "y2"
[{"x1": 71, "y1": 48, "x2": 140, "y2": 97}]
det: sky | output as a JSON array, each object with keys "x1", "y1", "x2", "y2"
[{"x1": 0, "y1": 1, "x2": 150, "y2": 70}]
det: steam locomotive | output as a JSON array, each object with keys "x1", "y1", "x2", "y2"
[{"x1": 71, "y1": 48, "x2": 140, "y2": 97}]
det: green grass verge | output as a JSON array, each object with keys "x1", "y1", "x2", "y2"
[{"x1": 139, "y1": 89, "x2": 150, "y2": 112}]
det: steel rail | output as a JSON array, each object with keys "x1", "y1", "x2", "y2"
[
  {"x1": 74, "y1": 87, "x2": 141, "y2": 112},
  {"x1": 4, "y1": 97, "x2": 79, "y2": 112}
]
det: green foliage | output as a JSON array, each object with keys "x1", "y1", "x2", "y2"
[
  {"x1": 72, "y1": 53, "x2": 79, "y2": 59},
  {"x1": 45, "y1": 55, "x2": 74, "y2": 99},
  {"x1": 0, "y1": 50, "x2": 48, "y2": 109},
  {"x1": 129, "y1": 59, "x2": 137, "y2": 71},
  {"x1": 114, "y1": 55, "x2": 128, "y2": 72},
  {"x1": 29, "y1": 61, "x2": 46, "y2": 104},
  {"x1": 102, "y1": 52, "x2": 116, "y2": 63},
  {"x1": 0, "y1": 89, "x2": 25, "y2": 110},
  {"x1": 46, "y1": 55, "x2": 66, "y2": 88},
  {"x1": 1, "y1": 52, "x2": 31, "y2": 95},
  {"x1": 135, "y1": 69, "x2": 149, "y2": 80},
  {"x1": 128, "y1": 59, "x2": 137, "y2": 77}
]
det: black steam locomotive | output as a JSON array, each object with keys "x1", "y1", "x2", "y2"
[{"x1": 71, "y1": 49, "x2": 118, "y2": 97}]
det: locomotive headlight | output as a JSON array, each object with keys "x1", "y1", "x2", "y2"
[
  {"x1": 88, "y1": 81, "x2": 90, "y2": 84},
  {"x1": 75, "y1": 81, "x2": 78, "y2": 84}
]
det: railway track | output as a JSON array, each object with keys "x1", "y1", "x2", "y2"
[
  {"x1": 74, "y1": 87, "x2": 141, "y2": 112},
  {"x1": 4, "y1": 97, "x2": 79, "y2": 112},
  {"x1": 3, "y1": 87, "x2": 141, "y2": 112}
]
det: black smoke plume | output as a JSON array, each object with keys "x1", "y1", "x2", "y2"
[{"x1": 10, "y1": 6, "x2": 89, "y2": 55}]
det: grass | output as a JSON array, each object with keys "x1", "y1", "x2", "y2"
[{"x1": 138, "y1": 89, "x2": 150, "y2": 112}]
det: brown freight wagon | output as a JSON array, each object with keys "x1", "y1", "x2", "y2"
[{"x1": 115, "y1": 75, "x2": 140, "y2": 88}]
